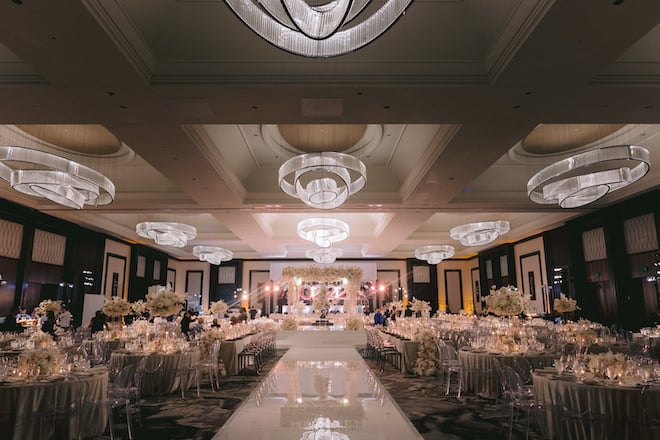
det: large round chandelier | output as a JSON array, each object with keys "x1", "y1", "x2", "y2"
[
  {"x1": 136, "y1": 222, "x2": 197, "y2": 248},
  {"x1": 224, "y1": 0, "x2": 414, "y2": 58},
  {"x1": 305, "y1": 247, "x2": 343, "y2": 264},
  {"x1": 297, "y1": 218, "x2": 349, "y2": 248},
  {"x1": 527, "y1": 145, "x2": 650, "y2": 208},
  {"x1": 450, "y1": 221, "x2": 510, "y2": 247},
  {"x1": 0, "y1": 146, "x2": 115, "y2": 209},
  {"x1": 415, "y1": 245, "x2": 455, "y2": 265},
  {"x1": 192, "y1": 246, "x2": 233, "y2": 265},
  {"x1": 279, "y1": 152, "x2": 366, "y2": 209}
]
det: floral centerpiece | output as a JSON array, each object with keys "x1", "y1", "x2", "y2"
[
  {"x1": 34, "y1": 299, "x2": 62, "y2": 316},
  {"x1": 103, "y1": 296, "x2": 132, "y2": 317},
  {"x1": 281, "y1": 316, "x2": 298, "y2": 330},
  {"x1": 484, "y1": 286, "x2": 528, "y2": 317},
  {"x1": 413, "y1": 328, "x2": 437, "y2": 376},
  {"x1": 312, "y1": 285, "x2": 329, "y2": 312},
  {"x1": 146, "y1": 284, "x2": 186, "y2": 317},
  {"x1": 587, "y1": 351, "x2": 627, "y2": 380},
  {"x1": 198, "y1": 328, "x2": 225, "y2": 356},
  {"x1": 17, "y1": 348, "x2": 63, "y2": 378},
  {"x1": 28, "y1": 330, "x2": 55, "y2": 349},
  {"x1": 294, "y1": 301, "x2": 306, "y2": 313},
  {"x1": 131, "y1": 300, "x2": 146, "y2": 316},
  {"x1": 210, "y1": 300, "x2": 228, "y2": 316},
  {"x1": 554, "y1": 293, "x2": 578, "y2": 313},
  {"x1": 410, "y1": 298, "x2": 431, "y2": 314},
  {"x1": 345, "y1": 316, "x2": 365, "y2": 331}
]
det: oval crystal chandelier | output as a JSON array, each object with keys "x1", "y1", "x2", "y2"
[
  {"x1": 527, "y1": 145, "x2": 650, "y2": 208},
  {"x1": 279, "y1": 152, "x2": 367, "y2": 209},
  {"x1": 224, "y1": 0, "x2": 414, "y2": 58},
  {"x1": 297, "y1": 218, "x2": 349, "y2": 248},
  {"x1": 192, "y1": 246, "x2": 233, "y2": 265},
  {"x1": 415, "y1": 245, "x2": 455, "y2": 265},
  {"x1": 136, "y1": 222, "x2": 197, "y2": 248},
  {"x1": 0, "y1": 146, "x2": 115, "y2": 209},
  {"x1": 450, "y1": 221, "x2": 510, "y2": 247},
  {"x1": 306, "y1": 247, "x2": 343, "y2": 264}
]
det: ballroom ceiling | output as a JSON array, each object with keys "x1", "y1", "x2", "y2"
[{"x1": 0, "y1": 1, "x2": 658, "y2": 261}]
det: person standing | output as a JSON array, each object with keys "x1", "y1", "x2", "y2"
[
  {"x1": 1, "y1": 307, "x2": 23, "y2": 333},
  {"x1": 57, "y1": 305, "x2": 73, "y2": 332},
  {"x1": 180, "y1": 311, "x2": 195, "y2": 340},
  {"x1": 41, "y1": 310, "x2": 57, "y2": 336},
  {"x1": 373, "y1": 308, "x2": 384, "y2": 326},
  {"x1": 89, "y1": 310, "x2": 109, "y2": 334}
]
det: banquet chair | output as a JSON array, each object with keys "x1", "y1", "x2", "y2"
[
  {"x1": 558, "y1": 391, "x2": 610, "y2": 440},
  {"x1": 134, "y1": 355, "x2": 165, "y2": 402},
  {"x1": 38, "y1": 373, "x2": 83, "y2": 440},
  {"x1": 501, "y1": 365, "x2": 538, "y2": 440},
  {"x1": 509, "y1": 356, "x2": 533, "y2": 386},
  {"x1": 436, "y1": 340, "x2": 463, "y2": 397},
  {"x1": 200, "y1": 341, "x2": 222, "y2": 391},
  {"x1": 238, "y1": 336, "x2": 263, "y2": 374},
  {"x1": 372, "y1": 331, "x2": 401, "y2": 373},
  {"x1": 177, "y1": 349, "x2": 202, "y2": 398}
]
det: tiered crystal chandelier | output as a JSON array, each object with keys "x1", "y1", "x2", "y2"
[
  {"x1": 527, "y1": 145, "x2": 650, "y2": 208},
  {"x1": 415, "y1": 245, "x2": 455, "y2": 265},
  {"x1": 192, "y1": 246, "x2": 233, "y2": 265},
  {"x1": 136, "y1": 222, "x2": 197, "y2": 248},
  {"x1": 279, "y1": 152, "x2": 367, "y2": 209},
  {"x1": 0, "y1": 146, "x2": 115, "y2": 209},
  {"x1": 297, "y1": 218, "x2": 349, "y2": 248},
  {"x1": 450, "y1": 221, "x2": 510, "y2": 247},
  {"x1": 305, "y1": 247, "x2": 343, "y2": 264},
  {"x1": 224, "y1": 0, "x2": 414, "y2": 58}
]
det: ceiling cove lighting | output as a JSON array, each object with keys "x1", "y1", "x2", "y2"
[
  {"x1": 305, "y1": 247, "x2": 343, "y2": 264},
  {"x1": 450, "y1": 221, "x2": 510, "y2": 247},
  {"x1": 415, "y1": 245, "x2": 455, "y2": 265},
  {"x1": 0, "y1": 146, "x2": 115, "y2": 209},
  {"x1": 192, "y1": 246, "x2": 233, "y2": 265},
  {"x1": 136, "y1": 222, "x2": 197, "y2": 248},
  {"x1": 224, "y1": 0, "x2": 414, "y2": 58},
  {"x1": 297, "y1": 218, "x2": 349, "y2": 248},
  {"x1": 279, "y1": 152, "x2": 366, "y2": 209},
  {"x1": 527, "y1": 145, "x2": 650, "y2": 208}
]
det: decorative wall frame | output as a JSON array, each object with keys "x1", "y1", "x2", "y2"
[{"x1": 104, "y1": 253, "x2": 126, "y2": 297}]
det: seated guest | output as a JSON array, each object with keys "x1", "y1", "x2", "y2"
[
  {"x1": 16, "y1": 308, "x2": 31, "y2": 320},
  {"x1": 404, "y1": 305, "x2": 413, "y2": 317},
  {"x1": 41, "y1": 310, "x2": 57, "y2": 336},
  {"x1": 57, "y1": 305, "x2": 73, "y2": 332},
  {"x1": 1, "y1": 307, "x2": 23, "y2": 333},
  {"x1": 88, "y1": 310, "x2": 109, "y2": 334},
  {"x1": 180, "y1": 311, "x2": 195, "y2": 340}
]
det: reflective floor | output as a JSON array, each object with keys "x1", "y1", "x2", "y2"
[{"x1": 212, "y1": 347, "x2": 424, "y2": 440}]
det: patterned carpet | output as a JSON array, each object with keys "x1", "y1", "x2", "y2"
[{"x1": 93, "y1": 348, "x2": 545, "y2": 440}]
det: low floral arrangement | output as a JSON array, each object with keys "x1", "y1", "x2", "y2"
[
  {"x1": 210, "y1": 300, "x2": 228, "y2": 316},
  {"x1": 28, "y1": 330, "x2": 55, "y2": 349},
  {"x1": 146, "y1": 284, "x2": 186, "y2": 317},
  {"x1": 131, "y1": 319, "x2": 151, "y2": 334},
  {"x1": 34, "y1": 299, "x2": 62, "y2": 316},
  {"x1": 18, "y1": 348, "x2": 63, "y2": 378},
  {"x1": 575, "y1": 328, "x2": 597, "y2": 346},
  {"x1": 554, "y1": 293, "x2": 579, "y2": 313},
  {"x1": 587, "y1": 351, "x2": 627, "y2": 380},
  {"x1": 131, "y1": 300, "x2": 146, "y2": 315},
  {"x1": 281, "y1": 316, "x2": 298, "y2": 330},
  {"x1": 345, "y1": 316, "x2": 365, "y2": 331},
  {"x1": 198, "y1": 328, "x2": 225, "y2": 357},
  {"x1": 410, "y1": 298, "x2": 431, "y2": 313},
  {"x1": 413, "y1": 328, "x2": 437, "y2": 376},
  {"x1": 484, "y1": 286, "x2": 528, "y2": 317},
  {"x1": 312, "y1": 285, "x2": 329, "y2": 312},
  {"x1": 103, "y1": 296, "x2": 132, "y2": 317},
  {"x1": 294, "y1": 301, "x2": 307, "y2": 313}
]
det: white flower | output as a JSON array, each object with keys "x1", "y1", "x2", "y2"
[
  {"x1": 484, "y1": 286, "x2": 528, "y2": 316},
  {"x1": 280, "y1": 316, "x2": 298, "y2": 330},
  {"x1": 413, "y1": 328, "x2": 437, "y2": 376},
  {"x1": 146, "y1": 285, "x2": 186, "y2": 316},
  {"x1": 554, "y1": 293, "x2": 578, "y2": 313},
  {"x1": 345, "y1": 316, "x2": 365, "y2": 330},
  {"x1": 103, "y1": 296, "x2": 132, "y2": 317},
  {"x1": 131, "y1": 300, "x2": 146, "y2": 315},
  {"x1": 312, "y1": 285, "x2": 329, "y2": 312},
  {"x1": 210, "y1": 300, "x2": 228, "y2": 315},
  {"x1": 410, "y1": 298, "x2": 431, "y2": 313},
  {"x1": 34, "y1": 299, "x2": 62, "y2": 316}
]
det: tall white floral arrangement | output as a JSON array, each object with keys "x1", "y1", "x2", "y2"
[
  {"x1": 210, "y1": 300, "x2": 228, "y2": 316},
  {"x1": 554, "y1": 293, "x2": 578, "y2": 313},
  {"x1": 146, "y1": 284, "x2": 186, "y2": 317},
  {"x1": 410, "y1": 298, "x2": 431, "y2": 313},
  {"x1": 131, "y1": 300, "x2": 146, "y2": 315},
  {"x1": 34, "y1": 299, "x2": 62, "y2": 316},
  {"x1": 281, "y1": 316, "x2": 298, "y2": 330},
  {"x1": 345, "y1": 316, "x2": 365, "y2": 330},
  {"x1": 103, "y1": 296, "x2": 132, "y2": 317},
  {"x1": 484, "y1": 286, "x2": 528, "y2": 317}
]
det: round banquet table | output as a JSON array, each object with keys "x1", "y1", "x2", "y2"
[
  {"x1": 533, "y1": 369, "x2": 659, "y2": 440},
  {"x1": 109, "y1": 348, "x2": 200, "y2": 396},
  {"x1": 459, "y1": 347, "x2": 558, "y2": 398},
  {"x1": 0, "y1": 366, "x2": 108, "y2": 440}
]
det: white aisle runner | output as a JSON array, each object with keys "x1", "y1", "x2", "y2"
[{"x1": 213, "y1": 347, "x2": 423, "y2": 440}]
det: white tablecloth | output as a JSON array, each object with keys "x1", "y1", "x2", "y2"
[
  {"x1": 459, "y1": 348, "x2": 558, "y2": 398},
  {"x1": 533, "y1": 369, "x2": 659, "y2": 439},
  {"x1": 0, "y1": 367, "x2": 108, "y2": 440}
]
